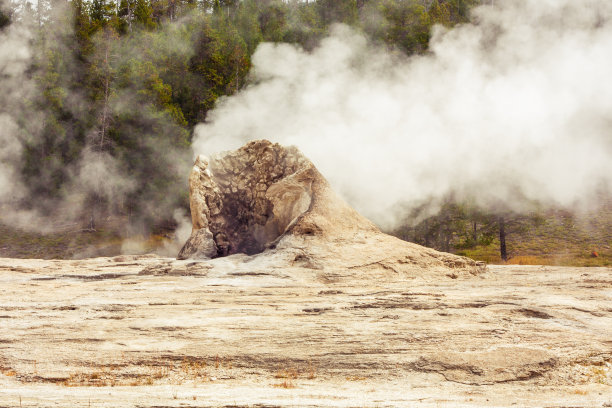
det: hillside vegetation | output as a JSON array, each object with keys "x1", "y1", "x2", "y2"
[
  {"x1": 393, "y1": 197, "x2": 612, "y2": 267},
  {"x1": 0, "y1": 0, "x2": 481, "y2": 236},
  {"x1": 0, "y1": 218, "x2": 172, "y2": 259},
  {"x1": 2, "y1": 0, "x2": 609, "y2": 265},
  {"x1": 1, "y1": 200, "x2": 610, "y2": 266}
]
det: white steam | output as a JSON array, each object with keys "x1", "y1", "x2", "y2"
[
  {"x1": 0, "y1": 4, "x2": 191, "y2": 238},
  {"x1": 0, "y1": 11, "x2": 40, "y2": 228},
  {"x1": 193, "y1": 0, "x2": 612, "y2": 228},
  {"x1": 0, "y1": 11, "x2": 32, "y2": 199}
]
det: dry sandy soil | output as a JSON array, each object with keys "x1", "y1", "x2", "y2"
[{"x1": 0, "y1": 255, "x2": 611, "y2": 407}]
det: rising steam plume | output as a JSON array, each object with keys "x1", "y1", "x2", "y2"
[
  {"x1": 0, "y1": 1, "x2": 191, "y2": 239},
  {"x1": 2, "y1": 0, "x2": 611, "y2": 246},
  {"x1": 193, "y1": 0, "x2": 612, "y2": 229}
]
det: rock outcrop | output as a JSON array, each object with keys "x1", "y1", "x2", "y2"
[{"x1": 179, "y1": 140, "x2": 484, "y2": 276}]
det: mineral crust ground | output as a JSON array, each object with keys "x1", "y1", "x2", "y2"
[{"x1": 0, "y1": 256, "x2": 611, "y2": 407}]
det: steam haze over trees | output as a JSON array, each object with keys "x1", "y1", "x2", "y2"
[
  {"x1": 0, "y1": 0, "x2": 478, "y2": 231},
  {"x1": 0, "y1": 0, "x2": 610, "y2": 264}
]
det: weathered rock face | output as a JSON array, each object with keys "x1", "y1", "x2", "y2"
[
  {"x1": 178, "y1": 141, "x2": 313, "y2": 259},
  {"x1": 179, "y1": 140, "x2": 484, "y2": 276}
]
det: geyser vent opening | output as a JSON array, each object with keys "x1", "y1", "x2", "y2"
[{"x1": 178, "y1": 140, "x2": 313, "y2": 259}]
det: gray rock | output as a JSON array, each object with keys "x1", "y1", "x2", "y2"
[{"x1": 179, "y1": 139, "x2": 484, "y2": 277}]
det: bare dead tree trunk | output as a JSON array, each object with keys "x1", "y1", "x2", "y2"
[
  {"x1": 499, "y1": 216, "x2": 507, "y2": 261},
  {"x1": 443, "y1": 227, "x2": 451, "y2": 253},
  {"x1": 99, "y1": 28, "x2": 113, "y2": 149},
  {"x1": 90, "y1": 28, "x2": 115, "y2": 230},
  {"x1": 37, "y1": 0, "x2": 42, "y2": 28},
  {"x1": 100, "y1": 75, "x2": 110, "y2": 148},
  {"x1": 127, "y1": 0, "x2": 132, "y2": 32},
  {"x1": 37, "y1": 0, "x2": 45, "y2": 49},
  {"x1": 89, "y1": 206, "x2": 96, "y2": 231}
]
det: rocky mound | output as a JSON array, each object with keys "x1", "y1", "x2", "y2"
[{"x1": 178, "y1": 140, "x2": 484, "y2": 276}]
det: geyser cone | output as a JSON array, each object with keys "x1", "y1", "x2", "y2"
[{"x1": 179, "y1": 140, "x2": 483, "y2": 276}]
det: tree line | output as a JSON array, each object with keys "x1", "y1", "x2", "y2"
[
  {"x1": 0, "y1": 0, "x2": 481, "y2": 237},
  {"x1": 392, "y1": 197, "x2": 546, "y2": 262}
]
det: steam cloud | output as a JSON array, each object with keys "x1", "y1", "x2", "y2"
[
  {"x1": 193, "y1": 0, "x2": 612, "y2": 228},
  {"x1": 0, "y1": 4, "x2": 39, "y2": 228},
  {"x1": 0, "y1": 2, "x2": 191, "y2": 239}
]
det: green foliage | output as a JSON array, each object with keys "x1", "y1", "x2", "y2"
[
  {"x1": 134, "y1": 0, "x2": 156, "y2": 29},
  {"x1": 90, "y1": 0, "x2": 117, "y2": 30},
  {"x1": 73, "y1": 0, "x2": 93, "y2": 58},
  {"x1": 374, "y1": 0, "x2": 430, "y2": 54},
  {"x1": 446, "y1": 0, "x2": 481, "y2": 22},
  {"x1": 0, "y1": 5, "x2": 10, "y2": 29},
  {"x1": 10, "y1": 0, "x2": 485, "y2": 237},
  {"x1": 429, "y1": 0, "x2": 451, "y2": 26},
  {"x1": 0, "y1": 221, "x2": 142, "y2": 259},
  {"x1": 257, "y1": 1, "x2": 288, "y2": 42},
  {"x1": 317, "y1": 0, "x2": 358, "y2": 26},
  {"x1": 234, "y1": 0, "x2": 263, "y2": 53},
  {"x1": 9, "y1": 0, "x2": 605, "y2": 267},
  {"x1": 394, "y1": 196, "x2": 612, "y2": 266}
]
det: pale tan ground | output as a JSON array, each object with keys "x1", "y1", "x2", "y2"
[{"x1": 0, "y1": 255, "x2": 611, "y2": 407}]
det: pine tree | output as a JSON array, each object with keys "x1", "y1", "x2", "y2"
[
  {"x1": 90, "y1": 0, "x2": 117, "y2": 31},
  {"x1": 134, "y1": 0, "x2": 155, "y2": 29},
  {"x1": 0, "y1": 5, "x2": 10, "y2": 29},
  {"x1": 429, "y1": 0, "x2": 451, "y2": 26},
  {"x1": 72, "y1": 0, "x2": 92, "y2": 59},
  {"x1": 316, "y1": 0, "x2": 358, "y2": 26}
]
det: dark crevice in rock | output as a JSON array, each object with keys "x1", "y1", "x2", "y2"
[
  {"x1": 179, "y1": 140, "x2": 312, "y2": 259},
  {"x1": 177, "y1": 139, "x2": 484, "y2": 278}
]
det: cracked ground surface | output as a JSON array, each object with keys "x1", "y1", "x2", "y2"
[{"x1": 0, "y1": 256, "x2": 611, "y2": 407}]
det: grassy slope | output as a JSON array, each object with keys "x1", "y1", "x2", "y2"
[
  {"x1": 456, "y1": 207, "x2": 612, "y2": 267},
  {"x1": 1, "y1": 206, "x2": 610, "y2": 265},
  {"x1": 0, "y1": 224, "x2": 123, "y2": 259},
  {"x1": 0, "y1": 218, "x2": 172, "y2": 259}
]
